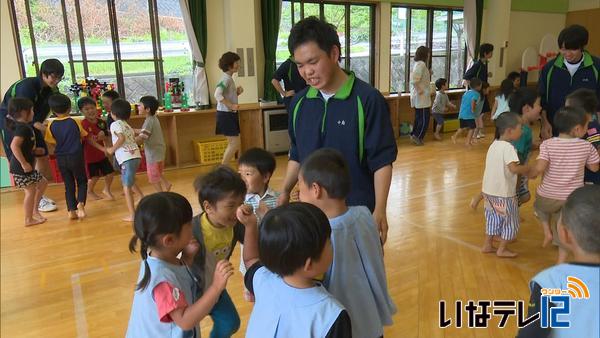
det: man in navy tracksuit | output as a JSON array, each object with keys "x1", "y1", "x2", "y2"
[
  {"x1": 538, "y1": 25, "x2": 600, "y2": 138},
  {"x1": 278, "y1": 17, "x2": 398, "y2": 244},
  {"x1": 0, "y1": 59, "x2": 64, "y2": 212},
  {"x1": 271, "y1": 57, "x2": 308, "y2": 109},
  {"x1": 463, "y1": 43, "x2": 494, "y2": 111}
]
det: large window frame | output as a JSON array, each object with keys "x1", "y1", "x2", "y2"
[
  {"x1": 390, "y1": 5, "x2": 466, "y2": 93},
  {"x1": 277, "y1": 0, "x2": 376, "y2": 85},
  {"x1": 9, "y1": 0, "x2": 192, "y2": 101}
]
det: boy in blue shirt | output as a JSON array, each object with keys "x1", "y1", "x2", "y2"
[
  {"x1": 516, "y1": 186, "x2": 599, "y2": 338},
  {"x1": 452, "y1": 78, "x2": 482, "y2": 147},
  {"x1": 298, "y1": 148, "x2": 396, "y2": 338},
  {"x1": 237, "y1": 202, "x2": 352, "y2": 338},
  {"x1": 279, "y1": 17, "x2": 397, "y2": 244}
]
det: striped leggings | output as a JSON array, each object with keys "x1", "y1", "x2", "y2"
[{"x1": 483, "y1": 194, "x2": 520, "y2": 241}]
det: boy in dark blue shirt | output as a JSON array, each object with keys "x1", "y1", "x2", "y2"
[
  {"x1": 278, "y1": 17, "x2": 397, "y2": 244},
  {"x1": 464, "y1": 43, "x2": 493, "y2": 114},
  {"x1": 272, "y1": 57, "x2": 308, "y2": 108}
]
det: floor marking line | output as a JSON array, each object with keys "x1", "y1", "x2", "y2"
[{"x1": 71, "y1": 273, "x2": 89, "y2": 338}]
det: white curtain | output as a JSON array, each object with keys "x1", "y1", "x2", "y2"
[
  {"x1": 463, "y1": 0, "x2": 477, "y2": 72},
  {"x1": 179, "y1": 0, "x2": 209, "y2": 107}
]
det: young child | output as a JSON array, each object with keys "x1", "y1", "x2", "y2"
[
  {"x1": 297, "y1": 148, "x2": 396, "y2": 338},
  {"x1": 452, "y1": 78, "x2": 482, "y2": 146},
  {"x1": 431, "y1": 78, "x2": 457, "y2": 141},
  {"x1": 565, "y1": 88, "x2": 600, "y2": 185},
  {"x1": 516, "y1": 185, "x2": 599, "y2": 338},
  {"x1": 106, "y1": 99, "x2": 144, "y2": 222},
  {"x1": 137, "y1": 96, "x2": 170, "y2": 192},
  {"x1": 126, "y1": 192, "x2": 234, "y2": 338},
  {"x1": 214, "y1": 52, "x2": 243, "y2": 165},
  {"x1": 491, "y1": 78, "x2": 514, "y2": 120},
  {"x1": 506, "y1": 71, "x2": 521, "y2": 88},
  {"x1": 45, "y1": 93, "x2": 89, "y2": 220},
  {"x1": 190, "y1": 166, "x2": 246, "y2": 337},
  {"x1": 237, "y1": 202, "x2": 352, "y2": 338},
  {"x1": 474, "y1": 81, "x2": 490, "y2": 139},
  {"x1": 481, "y1": 112, "x2": 530, "y2": 258},
  {"x1": 7, "y1": 98, "x2": 48, "y2": 226},
  {"x1": 530, "y1": 106, "x2": 599, "y2": 263},
  {"x1": 79, "y1": 97, "x2": 115, "y2": 200},
  {"x1": 101, "y1": 90, "x2": 120, "y2": 130}
]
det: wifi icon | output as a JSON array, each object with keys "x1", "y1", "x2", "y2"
[{"x1": 566, "y1": 276, "x2": 590, "y2": 299}]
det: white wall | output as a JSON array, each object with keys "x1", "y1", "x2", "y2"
[
  {"x1": 507, "y1": 11, "x2": 565, "y2": 83},
  {"x1": 1, "y1": 0, "x2": 22, "y2": 95},
  {"x1": 481, "y1": 2, "x2": 512, "y2": 86},
  {"x1": 569, "y1": 0, "x2": 600, "y2": 11}
]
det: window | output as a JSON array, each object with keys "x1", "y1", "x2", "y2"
[
  {"x1": 10, "y1": 0, "x2": 192, "y2": 103},
  {"x1": 276, "y1": 1, "x2": 375, "y2": 85},
  {"x1": 390, "y1": 6, "x2": 465, "y2": 93}
]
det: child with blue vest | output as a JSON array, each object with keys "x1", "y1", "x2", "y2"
[
  {"x1": 565, "y1": 88, "x2": 600, "y2": 185},
  {"x1": 45, "y1": 94, "x2": 90, "y2": 220},
  {"x1": 126, "y1": 192, "x2": 234, "y2": 338},
  {"x1": 7, "y1": 98, "x2": 48, "y2": 226},
  {"x1": 491, "y1": 79, "x2": 515, "y2": 120},
  {"x1": 214, "y1": 52, "x2": 243, "y2": 165},
  {"x1": 190, "y1": 166, "x2": 246, "y2": 338},
  {"x1": 237, "y1": 148, "x2": 280, "y2": 301},
  {"x1": 280, "y1": 17, "x2": 397, "y2": 244},
  {"x1": 474, "y1": 81, "x2": 490, "y2": 139},
  {"x1": 237, "y1": 202, "x2": 352, "y2": 338},
  {"x1": 516, "y1": 185, "x2": 599, "y2": 338},
  {"x1": 452, "y1": 78, "x2": 482, "y2": 147},
  {"x1": 298, "y1": 148, "x2": 397, "y2": 338}
]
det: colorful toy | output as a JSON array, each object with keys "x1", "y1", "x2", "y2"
[{"x1": 68, "y1": 77, "x2": 115, "y2": 117}]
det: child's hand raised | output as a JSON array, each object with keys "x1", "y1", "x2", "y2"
[
  {"x1": 211, "y1": 260, "x2": 234, "y2": 291},
  {"x1": 236, "y1": 204, "x2": 257, "y2": 227}
]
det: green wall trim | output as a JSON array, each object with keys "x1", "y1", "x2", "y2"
[
  {"x1": 510, "y1": 0, "x2": 568, "y2": 13},
  {"x1": 384, "y1": 0, "x2": 464, "y2": 7}
]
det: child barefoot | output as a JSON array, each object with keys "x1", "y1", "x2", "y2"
[
  {"x1": 136, "y1": 96, "x2": 170, "y2": 192},
  {"x1": 7, "y1": 98, "x2": 48, "y2": 226},
  {"x1": 126, "y1": 192, "x2": 234, "y2": 337},
  {"x1": 106, "y1": 99, "x2": 144, "y2": 222},
  {"x1": 79, "y1": 97, "x2": 115, "y2": 200},
  {"x1": 529, "y1": 107, "x2": 599, "y2": 263},
  {"x1": 431, "y1": 78, "x2": 457, "y2": 140},
  {"x1": 452, "y1": 78, "x2": 482, "y2": 147},
  {"x1": 481, "y1": 113, "x2": 530, "y2": 258}
]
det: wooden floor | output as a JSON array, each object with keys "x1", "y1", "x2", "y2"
[{"x1": 1, "y1": 127, "x2": 558, "y2": 338}]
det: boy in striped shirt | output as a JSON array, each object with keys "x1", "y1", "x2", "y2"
[{"x1": 530, "y1": 106, "x2": 599, "y2": 263}]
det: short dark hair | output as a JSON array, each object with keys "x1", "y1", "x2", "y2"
[
  {"x1": 508, "y1": 87, "x2": 538, "y2": 115},
  {"x1": 558, "y1": 25, "x2": 588, "y2": 50},
  {"x1": 259, "y1": 202, "x2": 331, "y2": 276},
  {"x1": 435, "y1": 78, "x2": 447, "y2": 90},
  {"x1": 194, "y1": 166, "x2": 246, "y2": 210},
  {"x1": 414, "y1": 46, "x2": 430, "y2": 62},
  {"x1": 561, "y1": 185, "x2": 600, "y2": 253},
  {"x1": 300, "y1": 148, "x2": 350, "y2": 199},
  {"x1": 554, "y1": 106, "x2": 588, "y2": 134},
  {"x1": 506, "y1": 71, "x2": 520, "y2": 82},
  {"x1": 288, "y1": 16, "x2": 342, "y2": 61},
  {"x1": 566, "y1": 88, "x2": 598, "y2": 114},
  {"x1": 498, "y1": 79, "x2": 515, "y2": 99},
  {"x1": 111, "y1": 98, "x2": 132, "y2": 120},
  {"x1": 48, "y1": 93, "x2": 71, "y2": 115},
  {"x1": 238, "y1": 148, "x2": 276, "y2": 177},
  {"x1": 77, "y1": 96, "x2": 96, "y2": 110},
  {"x1": 139, "y1": 96, "x2": 160, "y2": 115},
  {"x1": 469, "y1": 78, "x2": 482, "y2": 90},
  {"x1": 218, "y1": 52, "x2": 241, "y2": 72},
  {"x1": 494, "y1": 111, "x2": 521, "y2": 140},
  {"x1": 6, "y1": 98, "x2": 33, "y2": 130},
  {"x1": 479, "y1": 43, "x2": 494, "y2": 57},
  {"x1": 39, "y1": 59, "x2": 64, "y2": 78},
  {"x1": 102, "y1": 90, "x2": 120, "y2": 101}
]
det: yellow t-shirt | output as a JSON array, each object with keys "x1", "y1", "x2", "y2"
[{"x1": 200, "y1": 213, "x2": 234, "y2": 261}]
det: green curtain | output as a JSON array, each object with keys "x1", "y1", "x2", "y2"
[
  {"x1": 474, "y1": 0, "x2": 484, "y2": 59},
  {"x1": 261, "y1": 0, "x2": 281, "y2": 101}
]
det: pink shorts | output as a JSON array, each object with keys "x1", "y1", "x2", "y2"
[{"x1": 146, "y1": 161, "x2": 164, "y2": 183}]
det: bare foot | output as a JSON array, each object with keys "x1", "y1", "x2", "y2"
[
  {"x1": 25, "y1": 218, "x2": 46, "y2": 227},
  {"x1": 68, "y1": 211, "x2": 78, "y2": 220},
  {"x1": 451, "y1": 134, "x2": 457, "y2": 144},
  {"x1": 165, "y1": 182, "x2": 172, "y2": 192},
  {"x1": 496, "y1": 249, "x2": 518, "y2": 258},
  {"x1": 102, "y1": 189, "x2": 115, "y2": 201},
  {"x1": 88, "y1": 191, "x2": 103, "y2": 200},
  {"x1": 470, "y1": 197, "x2": 480, "y2": 210},
  {"x1": 32, "y1": 213, "x2": 47, "y2": 222},
  {"x1": 481, "y1": 245, "x2": 497, "y2": 253},
  {"x1": 434, "y1": 133, "x2": 442, "y2": 141},
  {"x1": 542, "y1": 233, "x2": 553, "y2": 248},
  {"x1": 77, "y1": 208, "x2": 86, "y2": 219},
  {"x1": 122, "y1": 216, "x2": 134, "y2": 222}
]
